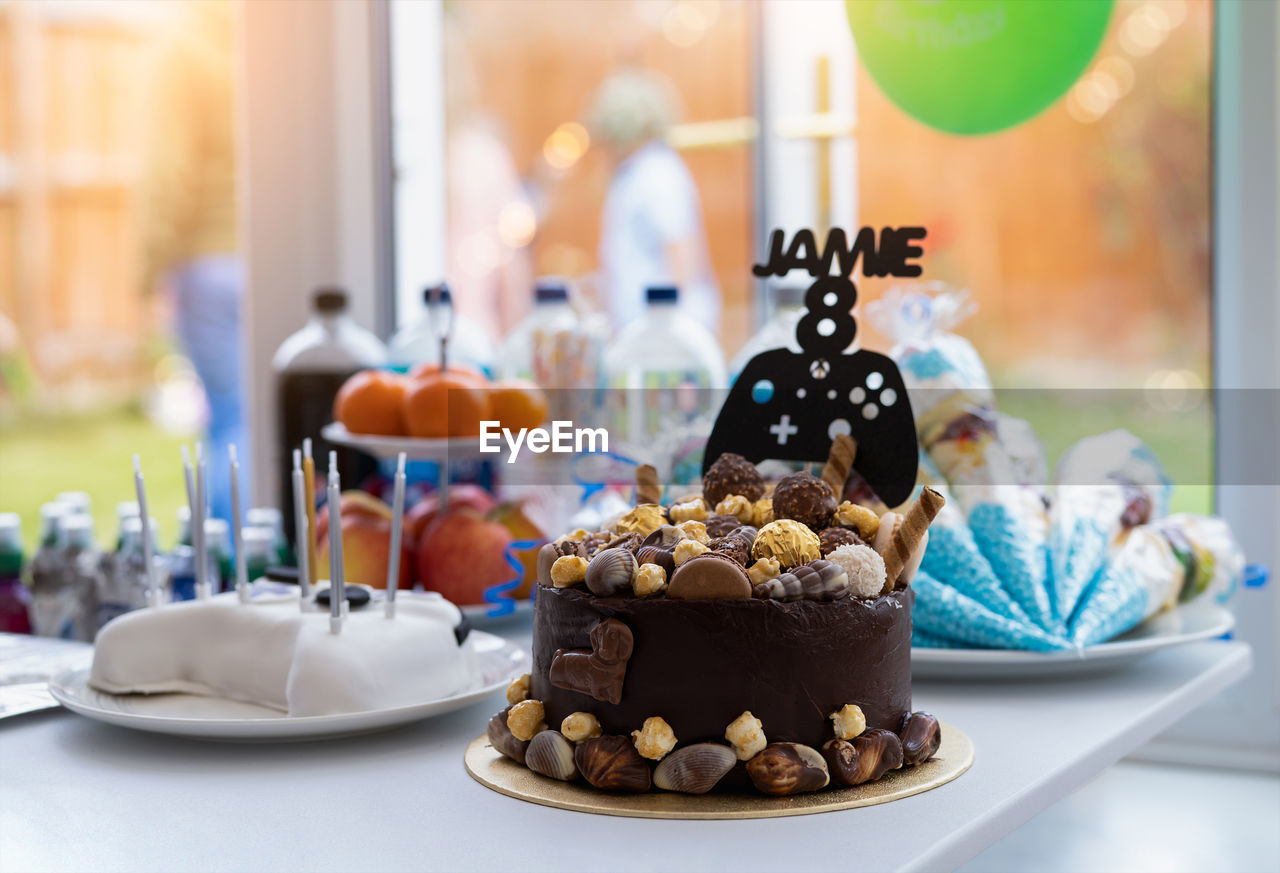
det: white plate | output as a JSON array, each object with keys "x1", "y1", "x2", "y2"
[
  {"x1": 47, "y1": 631, "x2": 527, "y2": 742},
  {"x1": 321, "y1": 422, "x2": 496, "y2": 462},
  {"x1": 912, "y1": 600, "x2": 1235, "y2": 680}
]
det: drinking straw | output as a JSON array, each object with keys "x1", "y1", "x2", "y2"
[
  {"x1": 229, "y1": 445, "x2": 249, "y2": 603},
  {"x1": 385, "y1": 452, "x2": 407, "y2": 618},
  {"x1": 291, "y1": 449, "x2": 312, "y2": 607},
  {"x1": 327, "y1": 451, "x2": 344, "y2": 634},
  {"x1": 132, "y1": 454, "x2": 160, "y2": 607}
]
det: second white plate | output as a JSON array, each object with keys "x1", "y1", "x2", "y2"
[
  {"x1": 47, "y1": 631, "x2": 528, "y2": 742},
  {"x1": 912, "y1": 600, "x2": 1235, "y2": 680}
]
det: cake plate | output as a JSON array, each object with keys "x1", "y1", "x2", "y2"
[
  {"x1": 47, "y1": 631, "x2": 527, "y2": 742},
  {"x1": 912, "y1": 600, "x2": 1234, "y2": 680},
  {"x1": 463, "y1": 721, "x2": 972, "y2": 820}
]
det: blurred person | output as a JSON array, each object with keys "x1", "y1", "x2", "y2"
[
  {"x1": 444, "y1": 23, "x2": 534, "y2": 343},
  {"x1": 588, "y1": 69, "x2": 720, "y2": 334},
  {"x1": 143, "y1": 0, "x2": 242, "y2": 522}
]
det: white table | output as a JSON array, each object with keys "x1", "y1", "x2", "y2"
[{"x1": 0, "y1": 638, "x2": 1250, "y2": 873}]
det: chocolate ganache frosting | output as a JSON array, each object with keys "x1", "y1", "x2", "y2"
[{"x1": 531, "y1": 586, "x2": 913, "y2": 750}]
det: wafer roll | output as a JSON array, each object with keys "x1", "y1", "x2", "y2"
[
  {"x1": 878, "y1": 486, "x2": 945, "y2": 591},
  {"x1": 821, "y1": 434, "x2": 858, "y2": 500},
  {"x1": 635, "y1": 464, "x2": 662, "y2": 505}
]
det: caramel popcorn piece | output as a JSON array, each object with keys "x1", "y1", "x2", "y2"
[
  {"x1": 614, "y1": 504, "x2": 666, "y2": 538},
  {"x1": 633, "y1": 562, "x2": 668, "y2": 597},
  {"x1": 829, "y1": 704, "x2": 867, "y2": 740},
  {"x1": 835, "y1": 502, "x2": 880, "y2": 541},
  {"x1": 550, "y1": 555, "x2": 589, "y2": 588},
  {"x1": 668, "y1": 497, "x2": 710, "y2": 524},
  {"x1": 507, "y1": 699, "x2": 547, "y2": 741},
  {"x1": 747, "y1": 557, "x2": 781, "y2": 586},
  {"x1": 751, "y1": 498, "x2": 774, "y2": 527},
  {"x1": 632, "y1": 716, "x2": 678, "y2": 761},
  {"x1": 715, "y1": 494, "x2": 754, "y2": 524},
  {"x1": 726, "y1": 710, "x2": 767, "y2": 761},
  {"x1": 505, "y1": 673, "x2": 531, "y2": 705},
  {"x1": 673, "y1": 539, "x2": 710, "y2": 566},
  {"x1": 561, "y1": 711, "x2": 603, "y2": 743},
  {"x1": 675, "y1": 519, "x2": 709, "y2": 545}
]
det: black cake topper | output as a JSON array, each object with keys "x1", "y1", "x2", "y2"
[{"x1": 704, "y1": 228, "x2": 921, "y2": 507}]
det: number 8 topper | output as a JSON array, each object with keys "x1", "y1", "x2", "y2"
[{"x1": 702, "y1": 274, "x2": 919, "y2": 507}]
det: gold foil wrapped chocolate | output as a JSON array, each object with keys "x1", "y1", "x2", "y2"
[{"x1": 751, "y1": 519, "x2": 821, "y2": 568}]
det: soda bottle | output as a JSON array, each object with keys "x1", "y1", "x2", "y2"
[
  {"x1": 273, "y1": 288, "x2": 385, "y2": 545},
  {"x1": 96, "y1": 516, "x2": 164, "y2": 632},
  {"x1": 29, "y1": 503, "x2": 74, "y2": 638},
  {"x1": 240, "y1": 526, "x2": 275, "y2": 584},
  {"x1": 0, "y1": 513, "x2": 32, "y2": 634}
]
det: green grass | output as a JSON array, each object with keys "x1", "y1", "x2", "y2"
[{"x1": 0, "y1": 408, "x2": 196, "y2": 554}]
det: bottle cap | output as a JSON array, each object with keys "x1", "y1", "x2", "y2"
[
  {"x1": 39, "y1": 502, "x2": 69, "y2": 542},
  {"x1": 646, "y1": 285, "x2": 679, "y2": 304},
  {"x1": 120, "y1": 516, "x2": 160, "y2": 549},
  {"x1": 56, "y1": 491, "x2": 92, "y2": 513},
  {"x1": 58, "y1": 514, "x2": 96, "y2": 549},
  {"x1": 116, "y1": 501, "x2": 140, "y2": 523},
  {"x1": 421, "y1": 283, "x2": 453, "y2": 305},
  {"x1": 242, "y1": 526, "x2": 276, "y2": 557},
  {"x1": 534, "y1": 279, "x2": 569, "y2": 304},
  {"x1": 313, "y1": 288, "x2": 349, "y2": 313}
]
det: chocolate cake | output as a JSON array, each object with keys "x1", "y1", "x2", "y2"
[{"x1": 485, "y1": 450, "x2": 947, "y2": 797}]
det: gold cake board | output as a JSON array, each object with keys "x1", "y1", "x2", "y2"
[{"x1": 463, "y1": 721, "x2": 973, "y2": 820}]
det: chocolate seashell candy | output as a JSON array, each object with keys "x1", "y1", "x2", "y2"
[
  {"x1": 652, "y1": 743, "x2": 736, "y2": 794},
  {"x1": 574, "y1": 735, "x2": 652, "y2": 792},
  {"x1": 899, "y1": 711, "x2": 941, "y2": 766},
  {"x1": 585, "y1": 547, "x2": 638, "y2": 597},
  {"x1": 525, "y1": 729, "x2": 578, "y2": 781},
  {"x1": 849, "y1": 728, "x2": 904, "y2": 784},
  {"x1": 487, "y1": 706, "x2": 529, "y2": 765},
  {"x1": 704, "y1": 514, "x2": 744, "y2": 539},
  {"x1": 752, "y1": 559, "x2": 850, "y2": 602},
  {"x1": 745, "y1": 742, "x2": 830, "y2": 796},
  {"x1": 821, "y1": 738, "x2": 860, "y2": 786}
]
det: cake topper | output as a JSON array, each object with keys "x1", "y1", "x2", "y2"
[{"x1": 704, "y1": 227, "x2": 921, "y2": 507}]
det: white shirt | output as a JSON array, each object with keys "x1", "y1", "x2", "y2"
[{"x1": 598, "y1": 141, "x2": 720, "y2": 332}]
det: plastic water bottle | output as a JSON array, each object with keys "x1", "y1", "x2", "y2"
[
  {"x1": 273, "y1": 288, "x2": 385, "y2": 542},
  {"x1": 729, "y1": 285, "x2": 807, "y2": 382},
  {"x1": 29, "y1": 503, "x2": 73, "y2": 638},
  {"x1": 246, "y1": 507, "x2": 289, "y2": 564},
  {"x1": 0, "y1": 513, "x2": 31, "y2": 634},
  {"x1": 388, "y1": 284, "x2": 496, "y2": 375},
  {"x1": 205, "y1": 518, "x2": 234, "y2": 593},
  {"x1": 603, "y1": 285, "x2": 727, "y2": 445},
  {"x1": 499, "y1": 280, "x2": 581, "y2": 380},
  {"x1": 96, "y1": 516, "x2": 163, "y2": 631},
  {"x1": 240, "y1": 526, "x2": 276, "y2": 583},
  {"x1": 55, "y1": 492, "x2": 92, "y2": 515},
  {"x1": 168, "y1": 507, "x2": 197, "y2": 602},
  {"x1": 58, "y1": 514, "x2": 103, "y2": 642},
  {"x1": 111, "y1": 501, "x2": 140, "y2": 549}
]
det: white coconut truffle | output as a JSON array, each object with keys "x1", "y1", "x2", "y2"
[{"x1": 826, "y1": 543, "x2": 887, "y2": 598}]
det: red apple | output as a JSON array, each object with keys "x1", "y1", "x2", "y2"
[
  {"x1": 416, "y1": 509, "x2": 514, "y2": 605},
  {"x1": 404, "y1": 484, "x2": 498, "y2": 545},
  {"x1": 316, "y1": 495, "x2": 411, "y2": 590}
]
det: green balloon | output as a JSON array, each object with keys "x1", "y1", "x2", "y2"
[{"x1": 847, "y1": 0, "x2": 1113, "y2": 135}]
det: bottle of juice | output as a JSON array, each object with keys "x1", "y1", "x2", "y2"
[{"x1": 0, "y1": 513, "x2": 32, "y2": 634}]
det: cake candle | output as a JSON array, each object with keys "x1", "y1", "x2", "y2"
[
  {"x1": 385, "y1": 452, "x2": 407, "y2": 618},
  {"x1": 302, "y1": 438, "x2": 317, "y2": 594},
  {"x1": 327, "y1": 452, "x2": 344, "y2": 634},
  {"x1": 132, "y1": 454, "x2": 160, "y2": 608},
  {"x1": 229, "y1": 444, "x2": 249, "y2": 604},
  {"x1": 291, "y1": 449, "x2": 312, "y2": 608}
]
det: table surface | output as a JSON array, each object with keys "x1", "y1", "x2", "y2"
[{"x1": 0, "y1": 633, "x2": 1251, "y2": 873}]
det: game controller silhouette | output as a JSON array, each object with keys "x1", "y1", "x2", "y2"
[{"x1": 703, "y1": 274, "x2": 919, "y2": 507}]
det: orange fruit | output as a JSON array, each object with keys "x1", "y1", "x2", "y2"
[
  {"x1": 488, "y1": 380, "x2": 549, "y2": 432},
  {"x1": 407, "y1": 361, "x2": 489, "y2": 388},
  {"x1": 333, "y1": 370, "x2": 408, "y2": 436},
  {"x1": 404, "y1": 372, "x2": 493, "y2": 438}
]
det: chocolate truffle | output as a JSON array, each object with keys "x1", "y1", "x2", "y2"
[
  {"x1": 703, "y1": 453, "x2": 766, "y2": 507},
  {"x1": 819, "y1": 526, "x2": 863, "y2": 555},
  {"x1": 772, "y1": 472, "x2": 837, "y2": 531},
  {"x1": 704, "y1": 514, "x2": 742, "y2": 539}
]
